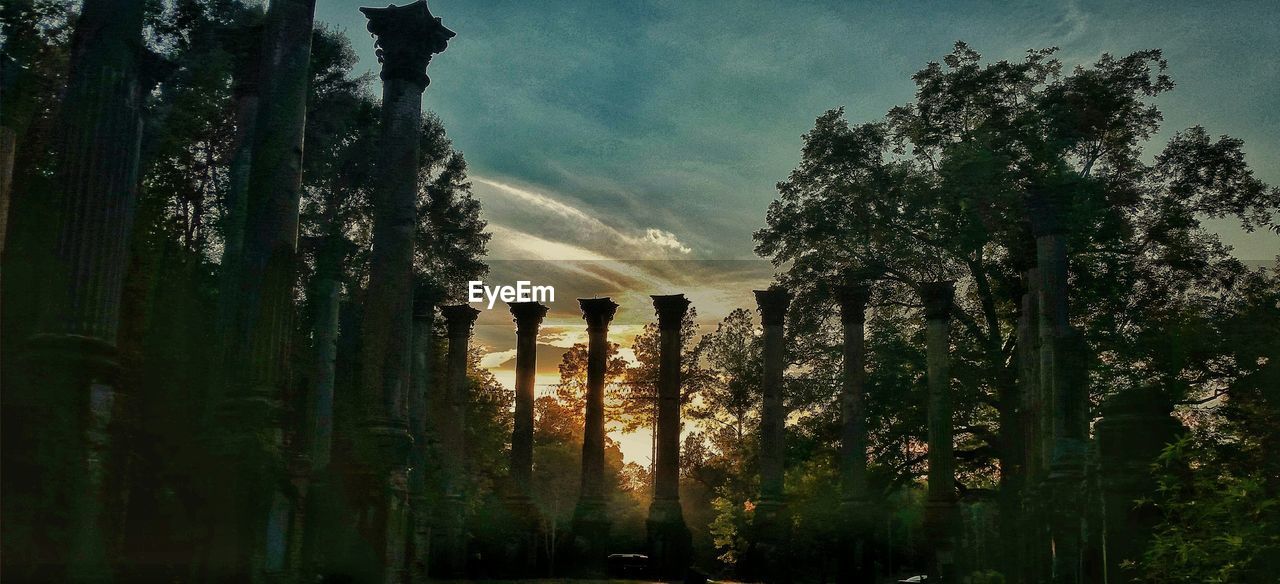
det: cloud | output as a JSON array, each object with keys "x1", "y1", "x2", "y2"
[
  {"x1": 479, "y1": 349, "x2": 518, "y2": 369},
  {"x1": 641, "y1": 229, "x2": 692, "y2": 254},
  {"x1": 474, "y1": 177, "x2": 696, "y2": 259}
]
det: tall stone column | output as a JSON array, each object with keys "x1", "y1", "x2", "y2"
[
  {"x1": 572, "y1": 297, "x2": 619, "y2": 569},
  {"x1": 509, "y1": 302, "x2": 548, "y2": 500},
  {"x1": 921, "y1": 281, "x2": 958, "y2": 582},
  {"x1": 647, "y1": 294, "x2": 693, "y2": 577},
  {"x1": 836, "y1": 278, "x2": 873, "y2": 583},
  {"x1": 0, "y1": 0, "x2": 145, "y2": 579},
  {"x1": 433, "y1": 304, "x2": 478, "y2": 578},
  {"x1": 1095, "y1": 389, "x2": 1182, "y2": 583},
  {"x1": 506, "y1": 301, "x2": 548, "y2": 573},
  {"x1": 752, "y1": 286, "x2": 791, "y2": 581},
  {"x1": 353, "y1": 3, "x2": 453, "y2": 582},
  {"x1": 199, "y1": 0, "x2": 317, "y2": 577},
  {"x1": 407, "y1": 287, "x2": 437, "y2": 582},
  {"x1": 1029, "y1": 190, "x2": 1088, "y2": 584}
]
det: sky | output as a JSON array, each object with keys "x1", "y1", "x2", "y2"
[{"x1": 314, "y1": 0, "x2": 1280, "y2": 463}]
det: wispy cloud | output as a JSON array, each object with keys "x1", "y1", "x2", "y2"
[{"x1": 475, "y1": 177, "x2": 695, "y2": 260}]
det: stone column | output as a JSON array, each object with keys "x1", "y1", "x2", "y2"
[
  {"x1": 200, "y1": 0, "x2": 317, "y2": 577},
  {"x1": 921, "y1": 281, "x2": 958, "y2": 582},
  {"x1": 572, "y1": 297, "x2": 619, "y2": 568},
  {"x1": 432, "y1": 304, "x2": 478, "y2": 578},
  {"x1": 354, "y1": 3, "x2": 453, "y2": 582},
  {"x1": 647, "y1": 294, "x2": 693, "y2": 578},
  {"x1": 509, "y1": 302, "x2": 548, "y2": 500},
  {"x1": 506, "y1": 301, "x2": 548, "y2": 573},
  {"x1": 408, "y1": 287, "x2": 437, "y2": 582},
  {"x1": 836, "y1": 279, "x2": 873, "y2": 583},
  {"x1": 1018, "y1": 268, "x2": 1051, "y2": 584},
  {"x1": 1, "y1": 0, "x2": 145, "y2": 578},
  {"x1": 1095, "y1": 389, "x2": 1182, "y2": 583},
  {"x1": 753, "y1": 286, "x2": 791, "y2": 580},
  {"x1": 1029, "y1": 190, "x2": 1088, "y2": 584}
]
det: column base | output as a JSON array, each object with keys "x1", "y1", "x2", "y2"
[
  {"x1": 746, "y1": 498, "x2": 790, "y2": 583},
  {"x1": 498, "y1": 494, "x2": 542, "y2": 578},
  {"x1": 430, "y1": 494, "x2": 468, "y2": 579},
  {"x1": 3, "y1": 334, "x2": 124, "y2": 582},
  {"x1": 838, "y1": 498, "x2": 875, "y2": 584},
  {"x1": 569, "y1": 496, "x2": 611, "y2": 575},
  {"x1": 924, "y1": 499, "x2": 959, "y2": 582},
  {"x1": 646, "y1": 497, "x2": 692, "y2": 579}
]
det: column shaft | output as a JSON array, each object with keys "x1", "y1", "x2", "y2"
[
  {"x1": 2, "y1": 0, "x2": 145, "y2": 578},
  {"x1": 573, "y1": 297, "x2": 619, "y2": 569},
  {"x1": 434, "y1": 304, "x2": 478, "y2": 578},
  {"x1": 837, "y1": 280, "x2": 873, "y2": 584},
  {"x1": 751, "y1": 286, "x2": 791, "y2": 582},
  {"x1": 353, "y1": 4, "x2": 453, "y2": 581},
  {"x1": 648, "y1": 294, "x2": 692, "y2": 578},
  {"x1": 506, "y1": 301, "x2": 547, "y2": 575},
  {"x1": 838, "y1": 283, "x2": 871, "y2": 502},
  {"x1": 921, "y1": 281, "x2": 957, "y2": 582},
  {"x1": 408, "y1": 293, "x2": 435, "y2": 582},
  {"x1": 204, "y1": 0, "x2": 316, "y2": 579},
  {"x1": 1030, "y1": 191, "x2": 1088, "y2": 584},
  {"x1": 756, "y1": 288, "x2": 789, "y2": 502}
]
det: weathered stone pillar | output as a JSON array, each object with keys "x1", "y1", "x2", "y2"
[
  {"x1": 432, "y1": 304, "x2": 478, "y2": 578},
  {"x1": 921, "y1": 281, "x2": 958, "y2": 582},
  {"x1": 0, "y1": 0, "x2": 145, "y2": 579},
  {"x1": 307, "y1": 238, "x2": 347, "y2": 472},
  {"x1": 200, "y1": 0, "x2": 317, "y2": 577},
  {"x1": 1095, "y1": 389, "x2": 1182, "y2": 583},
  {"x1": 509, "y1": 301, "x2": 548, "y2": 500},
  {"x1": 1029, "y1": 190, "x2": 1088, "y2": 584},
  {"x1": 1018, "y1": 268, "x2": 1051, "y2": 584},
  {"x1": 752, "y1": 286, "x2": 791, "y2": 580},
  {"x1": 505, "y1": 301, "x2": 548, "y2": 574},
  {"x1": 836, "y1": 279, "x2": 873, "y2": 583},
  {"x1": 212, "y1": 23, "x2": 262, "y2": 380},
  {"x1": 407, "y1": 287, "x2": 437, "y2": 582},
  {"x1": 353, "y1": 3, "x2": 452, "y2": 582},
  {"x1": 647, "y1": 294, "x2": 693, "y2": 578},
  {"x1": 572, "y1": 297, "x2": 619, "y2": 569}
]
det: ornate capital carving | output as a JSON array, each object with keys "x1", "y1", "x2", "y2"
[
  {"x1": 578, "y1": 298, "x2": 618, "y2": 332},
  {"x1": 440, "y1": 304, "x2": 479, "y2": 338},
  {"x1": 920, "y1": 281, "x2": 955, "y2": 320},
  {"x1": 509, "y1": 301, "x2": 549, "y2": 334},
  {"x1": 360, "y1": 1, "x2": 454, "y2": 89},
  {"x1": 1027, "y1": 189, "x2": 1067, "y2": 237},
  {"x1": 651, "y1": 294, "x2": 690, "y2": 331},
  {"x1": 754, "y1": 286, "x2": 790, "y2": 327},
  {"x1": 835, "y1": 281, "x2": 871, "y2": 325}
]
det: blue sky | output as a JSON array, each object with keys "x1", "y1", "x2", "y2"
[
  {"x1": 313, "y1": 0, "x2": 1279, "y2": 462},
  {"x1": 318, "y1": 0, "x2": 1278, "y2": 262}
]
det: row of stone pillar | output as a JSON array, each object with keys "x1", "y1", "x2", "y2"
[
  {"x1": 498, "y1": 295, "x2": 694, "y2": 579},
  {"x1": 747, "y1": 280, "x2": 961, "y2": 584}
]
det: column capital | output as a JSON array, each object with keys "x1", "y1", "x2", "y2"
[
  {"x1": 412, "y1": 282, "x2": 442, "y2": 321},
  {"x1": 920, "y1": 281, "x2": 956, "y2": 320},
  {"x1": 440, "y1": 304, "x2": 479, "y2": 338},
  {"x1": 508, "y1": 301, "x2": 549, "y2": 333},
  {"x1": 754, "y1": 286, "x2": 791, "y2": 327},
  {"x1": 578, "y1": 297, "x2": 618, "y2": 332},
  {"x1": 835, "y1": 281, "x2": 871, "y2": 325},
  {"x1": 651, "y1": 294, "x2": 690, "y2": 331},
  {"x1": 360, "y1": 0, "x2": 454, "y2": 90},
  {"x1": 1027, "y1": 189, "x2": 1067, "y2": 237}
]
